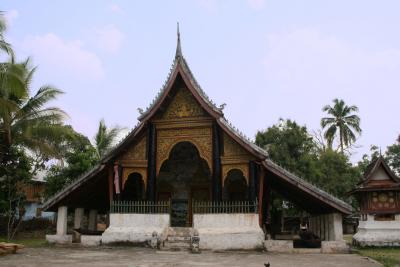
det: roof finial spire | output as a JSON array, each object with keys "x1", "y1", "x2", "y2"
[{"x1": 175, "y1": 22, "x2": 182, "y2": 59}]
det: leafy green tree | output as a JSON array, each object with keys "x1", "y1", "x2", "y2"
[
  {"x1": 44, "y1": 130, "x2": 97, "y2": 198},
  {"x1": 357, "y1": 145, "x2": 380, "y2": 175},
  {"x1": 0, "y1": 25, "x2": 69, "y2": 239},
  {"x1": 386, "y1": 135, "x2": 400, "y2": 175},
  {"x1": 321, "y1": 98, "x2": 362, "y2": 152},
  {"x1": 0, "y1": 146, "x2": 32, "y2": 240},
  {"x1": 256, "y1": 119, "x2": 318, "y2": 180},
  {"x1": 316, "y1": 149, "x2": 360, "y2": 202},
  {"x1": 94, "y1": 119, "x2": 122, "y2": 158},
  {"x1": 256, "y1": 118, "x2": 360, "y2": 203}
]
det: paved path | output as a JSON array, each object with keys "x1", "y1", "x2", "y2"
[{"x1": 0, "y1": 247, "x2": 380, "y2": 267}]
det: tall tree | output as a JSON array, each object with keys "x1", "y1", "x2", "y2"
[
  {"x1": 0, "y1": 58, "x2": 69, "y2": 240},
  {"x1": 94, "y1": 119, "x2": 122, "y2": 158},
  {"x1": 321, "y1": 98, "x2": 361, "y2": 152}
]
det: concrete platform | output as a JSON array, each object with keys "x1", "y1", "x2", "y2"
[{"x1": 0, "y1": 247, "x2": 380, "y2": 267}]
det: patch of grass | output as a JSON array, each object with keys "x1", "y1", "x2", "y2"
[
  {"x1": 0, "y1": 236, "x2": 48, "y2": 248},
  {"x1": 357, "y1": 247, "x2": 400, "y2": 267},
  {"x1": 343, "y1": 234, "x2": 353, "y2": 245}
]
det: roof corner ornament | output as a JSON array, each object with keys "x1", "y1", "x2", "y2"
[
  {"x1": 137, "y1": 108, "x2": 144, "y2": 115},
  {"x1": 219, "y1": 103, "x2": 226, "y2": 111},
  {"x1": 175, "y1": 22, "x2": 183, "y2": 59}
]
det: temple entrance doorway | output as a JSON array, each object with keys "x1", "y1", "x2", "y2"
[
  {"x1": 157, "y1": 141, "x2": 211, "y2": 227},
  {"x1": 122, "y1": 173, "x2": 145, "y2": 201}
]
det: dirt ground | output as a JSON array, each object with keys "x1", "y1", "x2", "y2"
[{"x1": 0, "y1": 247, "x2": 380, "y2": 267}]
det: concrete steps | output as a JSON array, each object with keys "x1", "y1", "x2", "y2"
[{"x1": 161, "y1": 227, "x2": 193, "y2": 251}]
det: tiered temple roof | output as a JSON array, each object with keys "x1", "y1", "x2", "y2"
[{"x1": 43, "y1": 27, "x2": 352, "y2": 215}]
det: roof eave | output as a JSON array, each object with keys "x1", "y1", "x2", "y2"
[{"x1": 263, "y1": 160, "x2": 352, "y2": 215}]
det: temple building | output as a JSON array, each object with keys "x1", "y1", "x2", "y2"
[
  {"x1": 352, "y1": 156, "x2": 400, "y2": 247},
  {"x1": 43, "y1": 29, "x2": 351, "y2": 251}
]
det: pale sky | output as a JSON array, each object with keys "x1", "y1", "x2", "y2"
[{"x1": 2, "y1": 0, "x2": 400, "y2": 162}]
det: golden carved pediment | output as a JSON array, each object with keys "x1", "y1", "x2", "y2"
[
  {"x1": 156, "y1": 127, "x2": 213, "y2": 175},
  {"x1": 222, "y1": 133, "x2": 250, "y2": 158},
  {"x1": 161, "y1": 87, "x2": 206, "y2": 119},
  {"x1": 119, "y1": 135, "x2": 147, "y2": 161}
]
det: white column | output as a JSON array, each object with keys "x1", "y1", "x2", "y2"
[
  {"x1": 324, "y1": 214, "x2": 330, "y2": 241},
  {"x1": 320, "y1": 216, "x2": 325, "y2": 240},
  {"x1": 74, "y1": 208, "x2": 85, "y2": 229},
  {"x1": 56, "y1": 206, "x2": 68, "y2": 235},
  {"x1": 88, "y1": 209, "x2": 98, "y2": 231},
  {"x1": 331, "y1": 213, "x2": 343, "y2": 241}
]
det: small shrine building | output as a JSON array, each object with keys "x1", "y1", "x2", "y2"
[
  {"x1": 352, "y1": 156, "x2": 400, "y2": 246},
  {"x1": 43, "y1": 29, "x2": 352, "y2": 251}
]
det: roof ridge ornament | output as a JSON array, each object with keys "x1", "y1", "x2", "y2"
[{"x1": 175, "y1": 22, "x2": 183, "y2": 59}]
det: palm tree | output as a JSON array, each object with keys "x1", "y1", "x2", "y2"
[
  {"x1": 0, "y1": 11, "x2": 14, "y2": 57},
  {"x1": 94, "y1": 119, "x2": 122, "y2": 158},
  {"x1": 321, "y1": 98, "x2": 361, "y2": 152},
  {"x1": 0, "y1": 58, "x2": 68, "y2": 162},
  {"x1": 0, "y1": 58, "x2": 70, "y2": 241}
]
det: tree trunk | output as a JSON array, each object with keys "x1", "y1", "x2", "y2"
[{"x1": 340, "y1": 127, "x2": 344, "y2": 152}]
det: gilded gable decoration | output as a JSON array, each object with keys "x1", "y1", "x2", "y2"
[
  {"x1": 156, "y1": 127, "x2": 212, "y2": 175},
  {"x1": 118, "y1": 135, "x2": 147, "y2": 162},
  {"x1": 161, "y1": 87, "x2": 206, "y2": 119},
  {"x1": 223, "y1": 132, "x2": 248, "y2": 158}
]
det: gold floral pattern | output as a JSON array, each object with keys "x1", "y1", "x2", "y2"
[
  {"x1": 156, "y1": 127, "x2": 212, "y2": 175},
  {"x1": 161, "y1": 87, "x2": 206, "y2": 119},
  {"x1": 119, "y1": 135, "x2": 147, "y2": 161}
]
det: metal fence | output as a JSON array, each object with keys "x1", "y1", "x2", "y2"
[
  {"x1": 110, "y1": 200, "x2": 170, "y2": 214},
  {"x1": 192, "y1": 200, "x2": 258, "y2": 214}
]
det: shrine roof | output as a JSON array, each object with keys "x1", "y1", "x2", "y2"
[{"x1": 350, "y1": 156, "x2": 400, "y2": 194}]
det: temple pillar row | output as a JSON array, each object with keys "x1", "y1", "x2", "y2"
[
  {"x1": 88, "y1": 209, "x2": 98, "y2": 231},
  {"x1": 56, "y1": 206, "x2": 68, "y2": 235},
  {"x1": 308, "y1": 213, "x2": 343, "y2": 241},
  {"x1": 74, "y1": 208, "x2": 85, "y2": 229}
]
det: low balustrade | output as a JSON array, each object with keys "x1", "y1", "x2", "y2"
[
  {"x1": 193, "y1": 200, "x2": 258, "y2": 214},
  {"x1": 110, "y1": 200, "x2": 258, "y2": 214},
  {"x1": 110, "y1": 200, "x2": 170, "y2": 214}
]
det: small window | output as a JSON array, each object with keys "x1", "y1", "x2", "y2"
[{"x1": 374, "y1": 214, "x2": 395, "y2": 221}]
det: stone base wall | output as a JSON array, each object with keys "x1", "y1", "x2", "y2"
[
  {"x1": 81, "y1": 235, "x2": 102, "y2": 246},
  {"x1": 265, "y1": 240, "x2": 293, "y2": 252},
  {"x1": 353, "y1": 220, "x2": 400, "y2": 247},
  {"x1": 193, "y1": 214, "x2": 264, "y2": 250},
  {"x1": 102, "y1": 214, "x2": 170, "y2": 245},
  {"x1": 46, "y1": 234, "x2": 72, "y2": 244},
  {"x1": 265, "y1": 240, "x2": 349, "y2": 254},
  {"x1": 321, "y1": 241, "x2": 349, "y2": 253}
]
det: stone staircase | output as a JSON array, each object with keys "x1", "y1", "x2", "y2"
[{"x1": 161, "y1": 227, "x2": 194, "y2": 251}]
